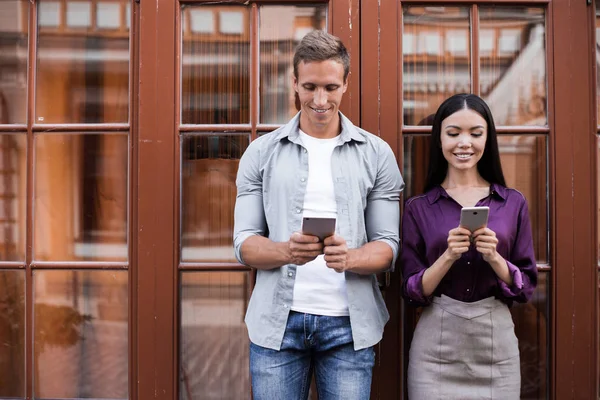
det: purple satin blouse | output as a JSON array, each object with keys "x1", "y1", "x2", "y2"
[{"x1": 400, "y1": 184, "x2": 538, "y2": 307}]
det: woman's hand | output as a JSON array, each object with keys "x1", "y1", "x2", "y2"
[
  {"x1": 444, "y1": 227, "x2": 471, "y2": 261},
  {"x1": 472, "y1": 227, "x2": 512, "y2": 285},
  {"x1": 472, "y1": 227, "x2": 501, "y2": 263}
]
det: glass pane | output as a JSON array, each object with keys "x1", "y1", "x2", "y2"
[
  {"x1": 36, "y1": 0, "x2": 130, "y2": 123},
  {"x1": 0, "y1": 0, "x2": 28, "y2": 124},
  {"x1": 34, "y1": 134, "x2": 128, "y2": 261},
  {"x1": 511, "y1": 271, "x2": 549, "y2": 400},
  {"x1": 0, "y1": 135, "x2": 27, "y2": 261},
  {"x1": 402, "y1": 6, "x2": 471, "y2": 126},
  {"x1": 34, "y1": 270, "x2": 128, "y2": 399},
  {"x1": 402, "y1": 134, "x2": 548, "y2": 263},
  {"x1": 480, "y1": 7, "x2": 546, "y2": 126},
  {"x1": 182, "y1": 5, "x2": 250, "y2": 125},
  {"x1": 259, "y1": 5, "x2": 327, "y2": 124},
  {"x1": 38, "y1": 1, "x2": 60, "y2": 28},
  {"x1": 180, "y1": 271, "x2": 250, "y2": 400},
  {"x1": 0, "y1": 270, "x2": 25, "y2": 398},
  {"x1": 181, "y1": 134, "x2": 248, "y2": 263},
  {"x1": 97, "y1": 2, "x2": 121, "y2": 30},
  {"x1": 498, "y1": 136, "x2": 548, "y2": 263},
  {"x1": 66, "y1": 1, "x2": 91, "y2": 28}
]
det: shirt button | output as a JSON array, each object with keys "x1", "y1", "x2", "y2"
[
  {"x1": 283, "y1": 304, "x2": 288, "y2": 308},
  {"x1": 301, "y1": 178, "x2": 305, "y2": 182},
  {"x1": 296, "y1": 208, "x2": 301, "y2": 214},
  {"x1": 303, "y1": 149, "x2": 307, "y2": 153},
  {"x1": 288, "y1": 272, "x2": 293, "y2": 277},
  {"x1": 467, "y1": 289, "x2": 470, "y2": 292},
  {"x1": 467, "y1": 262, "x2": 471, "y2": 265}
]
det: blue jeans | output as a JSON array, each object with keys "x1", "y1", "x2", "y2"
[{"x1": 249, "y1": 311, "x2": 375, "y2": 400}]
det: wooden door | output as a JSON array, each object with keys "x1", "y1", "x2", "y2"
[{"x1": 362, "y1": 0, "x2": 598, "y2": 398}]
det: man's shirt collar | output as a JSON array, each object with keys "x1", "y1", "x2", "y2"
[{"x1": 274, "y1": 111, "x2": 367, "y2": 144}]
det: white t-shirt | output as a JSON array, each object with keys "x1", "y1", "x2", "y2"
[{"x1": 291, "y1": 130, "x2": 349, "y2": 316}]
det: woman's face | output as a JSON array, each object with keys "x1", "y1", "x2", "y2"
[{"x1": 440, "y1": 108, "x2": 488, "y2": 173}]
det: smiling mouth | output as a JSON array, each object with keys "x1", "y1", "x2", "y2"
[
  {"x1": 454, "y1": 153, "x2": 474, "y2": 160},
  {"x1": 310, "y1": 107, "x2": 330, "y2": 114}
]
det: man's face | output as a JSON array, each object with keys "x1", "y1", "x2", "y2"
[{"x1": 293, "y1": 60, "x2": 348, "y2": 137}]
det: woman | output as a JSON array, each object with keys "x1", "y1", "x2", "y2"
[{"x1": 400, "y1": 93, "x2": 537, "y2": 399}]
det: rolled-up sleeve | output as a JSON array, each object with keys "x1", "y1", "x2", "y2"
[
  {"x1": 497, "y1": 198, "x2": 538, "y2": 303},
  {"x1": 399, "y1": 201, "x2": 431, "y2": 306},
  {"x1": 365, "y1": 141, "x2": 404, "y2": 270},
  {"x1": 233, "y1": 141, "x2": 267, "y2": 265}
]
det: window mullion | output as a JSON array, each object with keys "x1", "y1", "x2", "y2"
[{"x1": 25, "y1": 0, "x2": 37, "y2": 398}]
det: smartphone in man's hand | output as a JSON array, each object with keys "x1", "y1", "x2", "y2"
[{"x1": 301, "y1": 217, "x2": 336, "y2": 241}]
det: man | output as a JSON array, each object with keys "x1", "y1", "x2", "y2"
[{"x1": 233, "y1": 30, "x2": 404, "y2": 399}]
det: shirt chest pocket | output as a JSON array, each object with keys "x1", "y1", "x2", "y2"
[{"x1": 332, "y1": 152, "x2": 375, "y2": 209}]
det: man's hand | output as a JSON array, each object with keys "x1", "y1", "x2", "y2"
[
  {"x1": 323, "y1": 234, "x2": 350, "y2": 273},
  {"x1": 288, "y1": 232, "x2": 324, "y2": 265}
]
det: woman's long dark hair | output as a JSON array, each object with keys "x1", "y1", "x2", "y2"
[{"x1": 424, "y1": 93, "x2": 506, "y2": 192}]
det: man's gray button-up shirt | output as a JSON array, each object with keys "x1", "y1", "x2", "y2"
[{"x1": 233, "y1": 112, "x2": 404, "y2": 351}]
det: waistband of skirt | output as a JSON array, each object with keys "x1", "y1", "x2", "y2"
[{"x1": 431, "y1": 294, "x2": 505, "y2": 320}]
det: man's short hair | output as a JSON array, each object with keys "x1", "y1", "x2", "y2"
[{"x1": 293, "y1": 30, "x2": 350, "y2": 81}]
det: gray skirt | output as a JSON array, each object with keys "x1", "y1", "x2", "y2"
[{"x1": 408, "y1": 295, "x2": 520, "y2": 400}]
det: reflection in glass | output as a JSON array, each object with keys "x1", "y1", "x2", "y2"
[
  {"x1": 182, "y1": 5, "x2": 250, "y2": 124},
  {"x1": 0, "y1": 0, "x2": 28, "y2": 124},
  {"x1": 480, "y1": 7, "x2": 546, "y2": 126},
  {"x1": 37, "y1": 0, "x2": 130, "y2": 123},
  {"x1": 34, "y1": 270, "x2": 128, "y2": 399},
  {"x1": 0, "y1": 270, "x2": 25, "y2": 398},
  {"x1": 66, "y1": 1, "x2": 91, "y2": 28},
  {"x1": 0, "y1": 135, "x2": 26, "y2": 261},
  {"x1": 34, "y1": 134, "x2": 128, "y2": 261},
  {"x1": 511, "y1": 271, "x2": 548, "y2": 400},
  {"x1": 96, "y1": 2, "x2": 121, "y2": 30},
  {"x1": 259, "y1": 5, "x2": 327, "y2": 124},
  {"x1": 181, "y1": 134, "x2": 249, "y2": 263},
  {"x1": 402, "y1": 134, "x2": 548, "y2": 263},
  {"x1": 38, "y1": 1, "x2": 60, "y2": 27},
  {"x1": 402, "y1": 6, "x2": 470, "y2": 126},
  {"x1": 180, "y1": 271, "x2": 250, "y2": 400}
]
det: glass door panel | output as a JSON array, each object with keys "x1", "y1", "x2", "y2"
[
  {"x1": 0, "y1": 0, "x2": 28, "y2": 125},
  {"x1": 34, "y1": 133, "x2": 128, "y2": 262},
  {"x1": 511, "y1": 271, "x2": 549, "y2": 400},
  {"x1": 33, "y1": 270, "x2": 128, "y2": 399},
  {"x1": 180, "y1": 271, "x2": 251, "y2": 399},
  {"x1": 479, "y1": 7, "x2": 546, "y2": 126},
  {"x1": 401, "y1": 5, "x2": 550, "y2": 399},
  {"x1": 0, "y1": 270, "x2": 25, "y2": 398},
  {"x1": 0, "y1": 134, "x2": 27, "y2": 261},
  {"x1": 178, "y1": 3, "x2": 328, "y2": 398},
  {"x1": 36, "y1": 0, "x2": 130, "y2": 124},
  {"x1": 259, "y1": 5, "x2": 327, "y2": 124},
  {"x1": 181, "y1": 5, "x2": 251, "y2": 125},
  {"x1": 402, "y1": 6, "x2": 471, "y2": 126},
  {"x1": 18, "y1": 1, "x2": 134, "y2": 398},
  {"x1": 181, "y1": 134, "x2": 249, "y2": 263}
]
